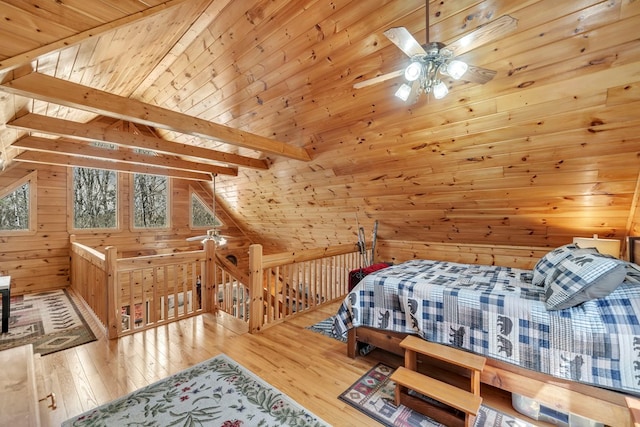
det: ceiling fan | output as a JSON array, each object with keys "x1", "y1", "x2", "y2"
[
  {"x1": 186, "y1": 174, "x2": 231, "y2": 246},
  {"x1": 354, "y1": 2, "x2": 517, "y2": 102}
]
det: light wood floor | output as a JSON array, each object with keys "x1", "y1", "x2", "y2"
[{"x1": 35, "y1": 291, "x2": 541, "y2": 427}]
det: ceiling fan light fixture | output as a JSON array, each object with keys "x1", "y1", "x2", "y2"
[
  {"x1": 432, "y1": 81, "x2": 449, "y2": 99},
  {"x1": 395, "y1": 83, "x2": 413, "y2": 101},
  {"x1": 404, "y1": 61, "x2": 422, "y2": 82},
  {"x1": 445, "y1": 59, "x2": 468, "y2": 80}
]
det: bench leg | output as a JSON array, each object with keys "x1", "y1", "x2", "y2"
[{"x1": 1, "y1": 289, "x2": 9, "y2": 333}]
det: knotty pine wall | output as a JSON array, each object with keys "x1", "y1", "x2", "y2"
[
  {"x1": 1, "y1": 159, "x2": 638, "y2": 295},
  {"x1": 0, "y1": 162, "x2": 252, "y2": 295}
]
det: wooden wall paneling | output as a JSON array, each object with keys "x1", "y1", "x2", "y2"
[
  {"x1": 0, "y1": 2, "x2": 76, "y2": 46},
  {"x1": 621, "y1": 0, "x2": 640, "y2": 19},
  {"x1": 377, "y1": 240, "x2": 550, "y2": 269},
  {"x1": 219, "y1": 0, "x2": 606, "y2": 140},
  {"x1": 188, "y1": 0, "x2": 422, "y2": 127},
  {"x1": 1, "y1": 0, "x2": 640, "y2": 279},
  {"x1": 130, "y1": 0, "x2": 231, "y2": 100},
  {"x1": 90, "y1": 3, "x2": 201, "y2": 96},
  {"x1": 158, "y1": 0, "x2": 305, "y2": 112},
  {"x1": 0, "y1": 159, "x2": 254, "y2": 295},
  {"x1": 0, "y1": 0, "x2": 104, "y2": 30}
]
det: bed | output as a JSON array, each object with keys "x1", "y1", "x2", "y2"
[{"x1": 334, "y1": 239, "x2": 640, "y2": 426}]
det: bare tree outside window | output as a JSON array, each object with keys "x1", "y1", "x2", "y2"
[
  {"x1": 133, "y1": 174, "x2": 168, "y2": 228},
  {"x1": 0, "y1": 183, "x2": 29, "y2": 230},
  {"x1": 191, "y1": 193, "x2": 222, "y2": 228},
  {"x1": 73, "y1": 167, "x2": 117, "y2": 229}
]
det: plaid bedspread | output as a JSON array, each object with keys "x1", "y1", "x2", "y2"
[{"x1": 334, "y1": 259, "x2": 640, "y2": 395}]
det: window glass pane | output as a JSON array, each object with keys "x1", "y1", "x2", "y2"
[
  {"x1": 133, "y1": 174, "x2": 168, "y2": 228},
  {"x1": 73, "y1": 167, "x2": 117, "y2": 229},
  {"x1": 191, "y1": 193, "x2": 222, "y2": 228},
  {"x1": 0, "y1": 182, "x2": 29, "y2": 230}
]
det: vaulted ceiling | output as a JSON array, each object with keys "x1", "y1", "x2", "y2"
[{"x1": 1, "y1": 0, "x2": 639, "y2": 253}]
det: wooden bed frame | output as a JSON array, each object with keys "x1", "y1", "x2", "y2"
[
  {"x1": 346, "y1": 238, "x2": 640, "y2": 427},
  {"x1": 347, "y1": 327, "x2": 638, "y2": 426}
]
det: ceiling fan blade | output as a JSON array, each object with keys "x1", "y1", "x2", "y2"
[
  {"x1": 446, "y1": 15, "x2": 517, "y2": 57},
  {"x1": 353, "y1": 69, "x2": 403, "y2": 89},
  {"x1": 463, "y1": 65, "x2": 497, "y2": 84},
  {"x1": 383, "y1": 27, "x2": 427, "y2": 58}
]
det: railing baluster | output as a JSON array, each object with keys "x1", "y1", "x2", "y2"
[{"x1": 71, "y1": 238, "x2": 361, "y2": 337}]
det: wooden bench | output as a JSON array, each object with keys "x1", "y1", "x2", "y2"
[
  {"x1": 0, "y1": 344, "x2": 41, "y2": 426},
  {"x1": 390, "y1": 335, "x2": 486, "y2": 427}
]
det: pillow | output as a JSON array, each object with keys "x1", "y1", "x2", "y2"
[
  {"x1": 532, "y1": 243, "x2": 597, "y2": 286},
  {"x1": 544, "y1": 252, "x2": 627, "y2": 310},
  {"x1": 625, "y1": 262, "x2": 640, "y2": 285}
]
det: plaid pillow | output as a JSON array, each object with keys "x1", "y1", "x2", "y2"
[
  {"x1": 544, "y1": 252, "x2": 627, "y2": 310},
  {"x1": 532, "y1": 243, "x2": 595, "y2": 286}
]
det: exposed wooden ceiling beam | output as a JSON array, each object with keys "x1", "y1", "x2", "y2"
[
  {"x1": 12, "y1": 136, "x2": 237, "y2": 176},
  {"x1": 1, "y1": 73, "x2": 312, "y2": 161},
  {"x1": 14, "y1": 151, "x2": 211, "y2": 181},
  {"x1": 7, "y1": 113, "x2": 267, "y2": 170}
]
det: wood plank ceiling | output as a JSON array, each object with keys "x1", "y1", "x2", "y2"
[{"x1": 0, "y1": 0, "x2": 639, "y2": 253}]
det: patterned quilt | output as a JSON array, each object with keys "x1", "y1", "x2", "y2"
[{"x1": 334, "y1": 259, "x2": 640, "y2": 395}]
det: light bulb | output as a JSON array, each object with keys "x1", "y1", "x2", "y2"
[
  {"x1": 432, "y1": 81, "x2": 448, "y2": 99},
  {"x1": 446, "y1": 60, "x2": 468, "y2": 80},
  {"x1": 404, "y1": 62, "x2": 422, "y2": 82},
  {"x1": 395, "y1": 83, "x2": 412, "y2": 101}
]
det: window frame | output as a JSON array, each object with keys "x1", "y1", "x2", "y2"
[
  {"x1": 189, "y1": 185, "x2": 224, "y2": 231},
  {"x1": 0, "y1": 170, "x2": 37, "y2": 236},
  {"x1": 68, "y1": 167, "x2": 122, "y2": 233},
  {"x1": 130, "y1": 173, "x2": 171, "y2": 231}
]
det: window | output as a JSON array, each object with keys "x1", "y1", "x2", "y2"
[
  {"x1": 0, "y1": 171, "x2": 36, "y2": 233},
  {"x1": 191, "y1": 191, "x2": 222, "y2": 228},
  {"x1": 73, "y1": 167, "x2": 118, "y2": 229},
  {"x1": 132, "y1": 174, "x2": 169, "y2": 228}
]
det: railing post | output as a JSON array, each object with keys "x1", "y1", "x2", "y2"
[
  {"x1": 69, "y1": 234, "x2": 76, "y2": 292},
  {"x1": 248, "y1": 244, "x2": 264, "y2": 333},
  {"x1": 203, "y1": 238, "x2": 216, "y2": 314},
  {"x1": 105, "y1": 246, "x2": 119, "y2": 339}
]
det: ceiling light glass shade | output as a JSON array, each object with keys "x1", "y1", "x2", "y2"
[
  {"x1": 395, "y1": 83, "x2": 412, "y2": 101},
  {"x1": 446, "y1": 60, "x2": 468, "y2": 80},
  {"x1": 432, "y1": 81, "x2": 448, "y2": 99},
  {"x1": 215, "y1": 235, "x2": 227, "y2": 246},
  {"x1": 404, "y1": 61, "x2": 422, "y2": 82}
]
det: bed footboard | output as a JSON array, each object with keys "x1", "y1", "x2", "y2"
[
  {"x1": 347, "y1": 327, "x2": 406, "y2": 358},
  {"x1": 349, "y1": 326, "x2": 638, "y2": 427}
]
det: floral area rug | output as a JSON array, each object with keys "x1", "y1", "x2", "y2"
[
  {"x1": 63, "y1": 353, "x2": 330, "y2": 427},
  {"x1": 0, "y1": 289, "x2": 96, "y2": 355},
  {"x1": 340, "y1": 363, "x2": 535, "y2": 427},
  {"x1": 306, "y1": 316, "x2": 347, "y2": 343}
]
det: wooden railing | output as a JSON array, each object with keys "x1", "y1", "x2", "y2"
[
  {"x1": 69, "y1": 236, "x2": 109, "y2": 327},
  {"x1": 70, "y1": 235, "x2": 215, "y2": 338},
  {"x1": 247, "y1": 243, "x2": 361, "y2": 333},
  {"x1": 70, "y1": 236, "x2": 361, "y2": 337}
]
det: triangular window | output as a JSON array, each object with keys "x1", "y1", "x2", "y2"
[
  {"x1": 191, "y1": 192, "x2": 222, "y2": 228},
  {"x1": 0, "y1": 171, "x2": 36, "y2": 233}
]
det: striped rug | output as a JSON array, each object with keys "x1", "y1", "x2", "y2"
[{"x1": 0, "y1": 289, "x2": 96, "y2": 355}]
